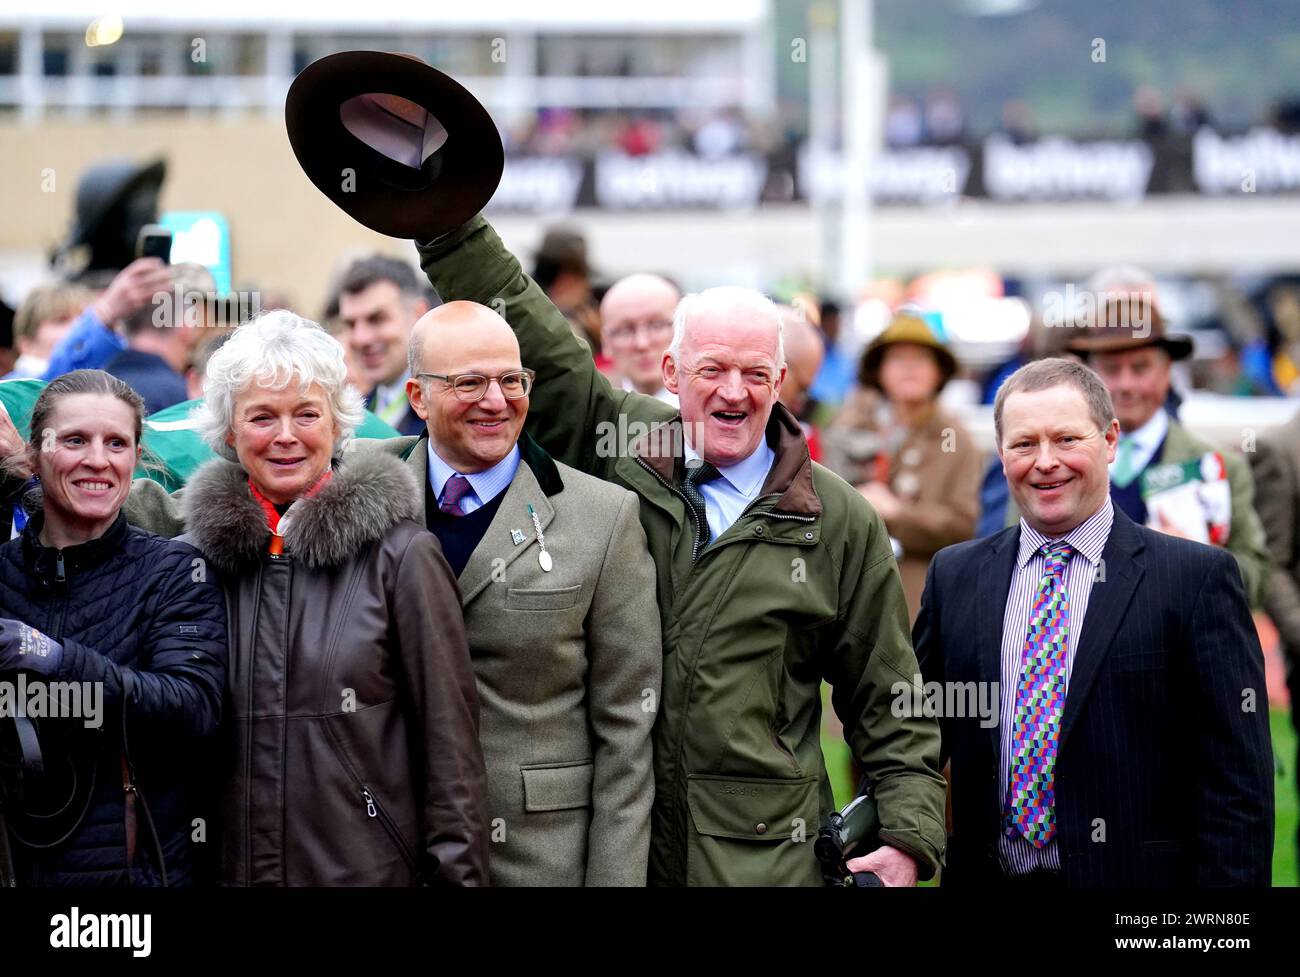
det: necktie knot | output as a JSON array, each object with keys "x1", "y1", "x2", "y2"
[
  {"x1": 1039, "y1": 540, "x2": 1074, "y2": 578},
  {"x1": 439, "y1": 474, "x2": 474, "y2": 516},
  {"x1": 685, "y1": 461, "x2": 722, "y2": 488}
]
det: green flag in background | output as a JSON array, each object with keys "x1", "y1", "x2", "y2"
[{"x1": 0, "y1": 379, "x2": 401, "y2": 492}]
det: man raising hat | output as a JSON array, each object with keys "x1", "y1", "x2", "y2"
[{"x1": 281, "y1": 50, "x2": 948, "y2": 887}]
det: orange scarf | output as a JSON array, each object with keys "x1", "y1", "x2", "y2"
[{"x1": 247, "y1": 469, "x2": 334, "y2": 554}]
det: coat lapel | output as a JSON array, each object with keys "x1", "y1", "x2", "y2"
[
  {"x1": 1059, "y1": 509, "x2": 1144, "y2": 747},
  {"x1": 1158, "y1": 416, "x2": 1195, "y2": 463},
  {"x1": 457, "y1": 462, "x2": 555, "y2": 606},
  {"x1": 977, "y1": 526, "x2": 1019, "y2": 757}
]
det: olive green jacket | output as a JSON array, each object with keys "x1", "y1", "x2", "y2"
[
  {"x1": 1250, "y1": 412, "x2": 1300, "y2": 662},
  {"x1": 1004, "y1": 415, "x2": 1270, "y2": 608},
  {"x1": 417, "y1": 216, "x2": 947, "y2": 886}
]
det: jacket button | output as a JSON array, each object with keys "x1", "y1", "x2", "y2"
[
  {"x1": 755, "y1": 823, "x2": 767, "y2": 834},
  {"x1": 804, "y1": 531, "x2": 814, "y2": 540},
  {"x1": 754, "y1": 526, "x2": 765, "y2": 536}
]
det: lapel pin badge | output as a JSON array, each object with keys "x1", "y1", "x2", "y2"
[
  {"x1": 510, "y1": 528, "x2": 525, "y2": 546},
  {"x1": 527, "y1": 503, "x2": 553, "y2": 572}
]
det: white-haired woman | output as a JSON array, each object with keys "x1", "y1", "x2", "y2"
[{"x1": 154, "y1": 310, "x2": 487, "y2": 886}]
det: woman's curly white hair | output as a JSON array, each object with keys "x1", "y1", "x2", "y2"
[{"x1": 194, "y1": 309, "x2": 366, "y2": 462}]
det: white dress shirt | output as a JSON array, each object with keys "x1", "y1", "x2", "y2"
[
  {"x1": 683, "y1": 438, "x2": 775, "y2": 543},
  {"x1": 427, "y1": 441, "x2": 520, "y2": 514}
]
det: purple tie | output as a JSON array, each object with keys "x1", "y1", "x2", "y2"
[{"x1": 439, "y1": 474, "x2": 474, "y2": 517}]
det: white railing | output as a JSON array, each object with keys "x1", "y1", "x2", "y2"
[{"x1": 0, "y1": 73, "x2": 749, "y2": 114}]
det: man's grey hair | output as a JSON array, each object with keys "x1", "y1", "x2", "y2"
[
  {"x1": 993, "y1": 357, "x2": 1116, "y2": 445},
  {"x1": 194, "y1": 309, "x2": 366, "y2": 462},
  {"x1": 667, "y1": 286, "x2": 786, "y2": 368}
]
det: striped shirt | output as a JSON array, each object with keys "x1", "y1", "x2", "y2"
[{"x1": 998, "y1": 495, "x2": 1115, "y2": 876}]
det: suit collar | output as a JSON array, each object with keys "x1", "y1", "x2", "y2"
[
  {"x1": 402, "y1": 432, "x2": 564, "y2": 605},
  {"x1": 426, "y1": 440, "x2": 520, "y2": 506},
  {"x1": 1059, "y1": 505, "x2": 1145, "y2": 747},
  {"x1": 1014, "y1": 496, "x2": 1114, "y2": 570},
  {"x1": 976, "y1": 524, "x2": 1021, "y2": 756},
  {"x1": 403, "y1": 430, "x2": 564, "y2": 499},
  {"x1": 1158, "y1": 416, "x2": 1198, "y2": 461}
]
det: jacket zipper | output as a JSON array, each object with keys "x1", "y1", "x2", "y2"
[
  {"x1": 636, "y1": 456, "x2": 818, "y2": 881},
  {"x1": 361, "y1": 785, "x2": 419, "y2": 877},
  {"x1": 321, "y1": 716, "x2": 420, "y2": 881},
  {"x1": 635, "y1": 456, "x2": 706, "y2": 563},
  {"x1": 48, "y1": 550, "x2": 69, "y2": 641}
]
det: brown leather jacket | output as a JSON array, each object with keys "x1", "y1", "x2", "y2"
[{"x1": 180, "y1": 452, "x2": 488, "y2": 886}]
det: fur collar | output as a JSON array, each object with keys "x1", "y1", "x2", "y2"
[{"x1": 183, "y1": 452, "x2": 420, "y2": 572}]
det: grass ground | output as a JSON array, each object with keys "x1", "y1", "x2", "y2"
[{"x1": 820, "y1": 699, "x2": 1300, "y2": 886}]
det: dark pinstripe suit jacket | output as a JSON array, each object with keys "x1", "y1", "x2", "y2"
[{"x1": 915, "y1": 506, "x2": 1274, "y2": 887}]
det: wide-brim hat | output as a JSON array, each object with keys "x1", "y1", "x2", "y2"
[
  {"x1": 285, "y1": 51, "x2": 504, "y2": 239},
  {"x1": 1063, "y1": 296, "x2": 1193, "y2": 360},
  {"x1": 859, "y1": 312, "x2": 958, "y2": 392}
]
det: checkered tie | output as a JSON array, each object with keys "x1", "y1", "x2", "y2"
[
  {"x1": 1006, "y1": 540, "x2": 1075, "y2": 848},
  {"x1": 439, "y1": 474, "x2": 474, "y2": 517}
]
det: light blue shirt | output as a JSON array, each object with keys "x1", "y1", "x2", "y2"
[
  {"x1": 1113, "y1": 407, "x2": 1168, "y2": 479},
  {"x1": 427, "y1": 441, "x2": 520, "y2": 514},
  {"x1": 684, "y1": 438, "x2": 775, "y2": 543}
]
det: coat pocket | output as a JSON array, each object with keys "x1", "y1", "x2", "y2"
[
  {"x1": 684, "y1": 774, "x2": 822, "y2": 886},
  {"x1": 521, "y1": 759, "x2": 594, "y2": 812},
  {"x1": 506, "y1": 585, "x2": 582, "y2": 611}
]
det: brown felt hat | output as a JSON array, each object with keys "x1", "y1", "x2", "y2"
[
  {"x1": 859, "y1": 312, "x2": 958, "y2": 392},
  {"x1": 285, "y1": 51, "x2": 503, "y2": 239},
  {"x1": 1063, "y1": 295, "x2": 1193, "y2": 360}
]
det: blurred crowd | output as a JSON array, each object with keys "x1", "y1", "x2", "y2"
[{"x1": 495, "y1": 87, "x2": 1300, "y2": 160}]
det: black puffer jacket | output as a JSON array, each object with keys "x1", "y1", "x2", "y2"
[{"x1": 0, "y1": 511, "x2": 227, "y2": 886}]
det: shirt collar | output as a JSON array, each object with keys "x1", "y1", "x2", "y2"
[
  {"x1": 1017, "y1": 495, "x2": 1114, "y2": 569},
  {"x1": 1122, "y1": 407, "x2": 1168, "y2": 453},
  {"x1": 426, "y1": 440, "x2": 521, "y2": 506},
  {"x1": 684, "y1": 437, "x2": 775, "y2": 498}
]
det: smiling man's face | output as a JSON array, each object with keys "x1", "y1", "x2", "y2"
[
  {"x1": 664, "y1": 304, "x2": 785, "y2": 468},
  {"x1": 999, "y1": 383, "x2": 1118, "y2": 537},
  {"x1": 407, "y1": 302, "x2": 529, "y2": 474}
]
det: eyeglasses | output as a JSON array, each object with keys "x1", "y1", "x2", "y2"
[
  {"x1": 416, "y1": 369, "x2": 536, "y2": 403},
  {"x1": 604, "y1": 319, "x2": 674, "y2": 344}
]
